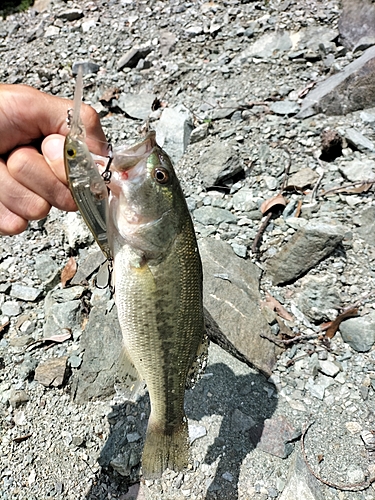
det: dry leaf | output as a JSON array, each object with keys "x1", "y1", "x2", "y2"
[
  {"x1": 0, "y1": 320, "x2": 10, "y2": 334},
  {"x1": 263, "y1": 292, "x2": 294, "y2": 322},
  {"x1": 323, "y1": 307, "x2": 358, "y2": 339},
  {"x1": 341, "y1": 182, "x2": 373, "y2": 194},
  {"x1": 260, "y1": 194, "x2": 287, "y2": 215},
  {"x1": 26, "y1": 329, "x2": 72, "y2": 351},
  {"x1": 61, "y1": 257, "x2": 77, "y2": 288},
  {"x1": 13, "y1": 433, "x2": 32, "y2": 443}
]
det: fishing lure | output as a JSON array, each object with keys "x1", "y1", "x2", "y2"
[{"x1": 64, "y1": 66, "x2": 112, "y2": 260}]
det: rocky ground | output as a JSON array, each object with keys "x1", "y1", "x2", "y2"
[{"x1": 1, "y1": 0, "x2": 375, "y2": 499}]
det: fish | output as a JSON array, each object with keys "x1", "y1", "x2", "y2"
[
  {"x1": 108, "y1": 131, "x2": 205, "y2": 478},
  {"x1": 64, "y1": 66, "x2": 112, "y2": 260}
]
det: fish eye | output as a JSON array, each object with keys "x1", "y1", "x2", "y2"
[
  {"x1": 153, "y1": 167, "x2": 169, "y2": 184},
  {"x1": 67, "y1": 147, "x2": 76, "y2": 158}
]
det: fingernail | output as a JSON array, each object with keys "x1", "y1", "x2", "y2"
[{"x1": 42, "y1": 136, "x2": 64, "y2": 162}]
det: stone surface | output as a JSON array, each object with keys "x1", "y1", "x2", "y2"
[
  {"x1": 279, "y1": 449, "x2": 324, "y2": 500},
  {"x1": 270, "y1": 100, "x2": 300, "y2": 116},
  {"x1": 354, "y1": 205, "x2": 375, "y2": 246},
  {"x1": 71, "y1": 298, "x2": 123, "y2": 402},
  {"x1": 344, "y1": 128, "x2": 375, "y2": 152},
  {"x1": 193, "y1": 206, "x2": 237, "y2": 225},
  {"x1": 155, "y1": 104, "x2": 193, "y2": 164},
  {"x1": 34, "y1": 357, "x2": 69, "y2": 387},
  {"x1": 199, "y1": 238, "x2": 281, "y2": 376},
  {"x1": 43, "y1": 287, "x2": 84, "y2": 338},
  {"x1": 339, "y1": 158, "x2": 375, "y2": 181},
  {"x1": 196, "y1": 141, "x2": 243, "y2": 187},
  {"x1": 266, "y1": 221, "x2": 344, "y2": 285},
  {"x1": 297, "y1": 275, "x2": 341, "y2": 322},
  {"x1": 339, "y1": 0, "x2": 375, "y2": 52},
  {"x1": 339, "y1": 314, "x2": 375, "y2": 352},
  {"x1": 10, "y1": 284, "x2": 42, "y2": 302},
  {"x1": 72, "y1": 60, "x2": 100, "y2": 75},
  {"x1": 117, "y1": 92, "x2": 156, "y2": 120},
  {"x1": 117, "y1": 46, "x2": 152, "y2": 70},
  {"x1": 252, "y1": 416, "x2": 300, "y2": 459},
  {"x1": 238, "y1": 31, "x2": 292, "y2": 61},
  {"x1": 287, "y1": 168, "x2": 319, "y2": 190},
  {"x1": 298, "y1": 46, "x2": 375, "y2": 117}
]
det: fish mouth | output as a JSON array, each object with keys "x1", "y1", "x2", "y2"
[{"x1": 112, "y1": 131, "x2": 157, "y2": 174}]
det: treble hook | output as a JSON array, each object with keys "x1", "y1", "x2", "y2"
[{"x1": 102, "y1": 143, "x2": 113, "y2": 184}]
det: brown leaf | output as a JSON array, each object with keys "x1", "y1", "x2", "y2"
[
  {"x1": 0, "y1": 320, "x2": 10, "y2": 334},
  {"x1": 324, "y1": 308, "x2": 358, "y2": 339},
  {"x1": 61, "y1": 257, "x2": 77, "y2": 288},
  {"x1": 260, "y1": 195, "x2": 287, "y2": 215},
  {"x1": 13, "y1": 433, "x2": 32, "y2": 443},
  {"x1": 26, "y1": 329, "x2": 72, "y2": 351},
  {"x1": 341, "y1": 182, "x2": 373, "y2": 194},
  {"x1": 262, "y1": 292, "x2": 294, "y2": 322}
]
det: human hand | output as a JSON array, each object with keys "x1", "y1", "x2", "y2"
[{"x1": 0, "y1": 84, "x2": 108, "y2": 235}]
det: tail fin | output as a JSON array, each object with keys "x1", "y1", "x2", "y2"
[{"x1": 141, "y1": 416, "x2": 189, "y2": 479}]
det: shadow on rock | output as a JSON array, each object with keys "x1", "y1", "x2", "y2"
[{"x1": 185, "y1": 358, "x2": 278, "y2": 500}]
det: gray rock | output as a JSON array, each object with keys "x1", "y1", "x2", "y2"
[
  {"x1": 9, "y1": 389, "x2": 29, "y2": 408},
  {"x1": 231, "y1": 243, "x2": 247, "y2": 258},
  {"x1": 354, "y1": 206, "x2": 375, "y2": 246},
  {"x1": 339, "y1": 158, "x2": 375, "y2": 181},
  {"x1": 339, "y1": 0, "x2": 375, "y2": 52},
  {"x1": 189, "y1": 424, "x2": 207, "y2": 444},
  {"x1": 34, "y1": 254, "x2": 59, "y2": 289},
  {"x1": 360, "y1": 110, "x2": 375, "y2": 123},
  {"x1": 71, "y1": 299, "x2": 123, "y2": 402},
  {"x1": 189, "y1": 123, "x2": 210, "y2": 144},
  {"x1": 43, "y1": 287, "x2": 84, "y2": 338},
  {"x1": 252, "y1": 415, "x2": 300, "y2": 459},
  {"x1": 231, "y1": 408, "x2": 255, "y2": 432},
  {"x1": 270, "y1": 101, "x2": 300, "y2": 116},
  {"x1": 72, "y1": 61, "x2": 100, "y2": 75},
  {"x1": 199, "y1": 239, "x2": 281, "y2": 376},
  {"x1": 298, "y1": 46, "x2": 375, "y2": 117},
  {"x1": 34, "y1": 357, "x2": 69, "y2": 387},
  {"x1": 63, "y1": 212, "x2": 94, "y2": 249},
  {"x1": 193, "y1": 206, "x2": 237, "y2": 225},
  {"x1": 10, "y1": 284, "x2": 42, "y2": 302},
  {"x1": 71, "y1": 250, "x2": 107, "y2": 286},
  {"x1": 117, "y1": 46, "x2": 152, "y2": 70},
  {"x1": 339, "y1": 314, "x2": 375, "y2": 352},
  {"x1": 155, "y1": 105, "x2": 193, "y2": 164},
  {"x1": 232, "y1": 189, "x2": 258, "y2": 211},
  {"x1": 238, "y1": 31, "x2": 292, "y2": 61},
  {"x1": 297, "y1": 276, "x2": 341, "y2": 322},
  {"x1": 287, "y1": 168, "x2": 319, "y2": 189},
  {"x1": 117, "y1": 92, "x2": 156, "y2": 121},
  {"x1": 266, "y1": 221, "x2": 344, "y2": 285},
  {"x1": 159, "y1": 30, "x2": 176, "y2": 56},
  {"x1": 344, "y1": 128, "x2": 375, "y2": 152},
  {"x1": 57, "y1": 9, "x2": 83, "y2": 21},
  {"x1": 197, "y1": 141, "x2": 243, "y2": 187},
  {"x1": 318, "y1": 360, "x2": 340, "y2": 377},
  {"x1": 279, "y1": 449, "x2": 324, "y2": 500},
  {"x1": 1, "y1": 301, "x2": 21, "y2": 316}
]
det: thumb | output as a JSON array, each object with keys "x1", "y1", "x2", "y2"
[{"x1": 41, "y1": 134, "x2": 66, "y2": 184}]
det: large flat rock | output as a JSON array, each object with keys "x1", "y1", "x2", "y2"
[
  {"x1": 298, "y1": 46, "x2": 375, "y2": 117},
  {"x1": 199, "y1": 238, "x2": 281, "y2": 376},
  {"x1": 339, "y1": 0, "x2": 375, "y2": 52}
]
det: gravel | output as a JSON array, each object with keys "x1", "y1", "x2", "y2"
[{"x1": 1, "y1": 0, "x2": 375, "y2": 499}]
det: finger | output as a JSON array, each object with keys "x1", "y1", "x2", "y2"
[
  {"x1": 0, "y1": 157, "x2": 51, "y2": 221},
  {"x1": 41, "y1": 134, "x2": 67, "y2": 184},
  {"x1": 0, "y1": 84, "x2": 108, "y2": 156},
  {"x1": 7, "y1": 145, "x2": 77, "y2": 212},
  {"x1": 0, "y1": 201, "x2": 28, "y2": 236}
]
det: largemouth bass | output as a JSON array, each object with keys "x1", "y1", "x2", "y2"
[
  {"x1": 108, "y1": 131, "x2": 205, "y2": 478},
  {"x1": 64, "y1": 67, "x2": 112, "y2": 260}
]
